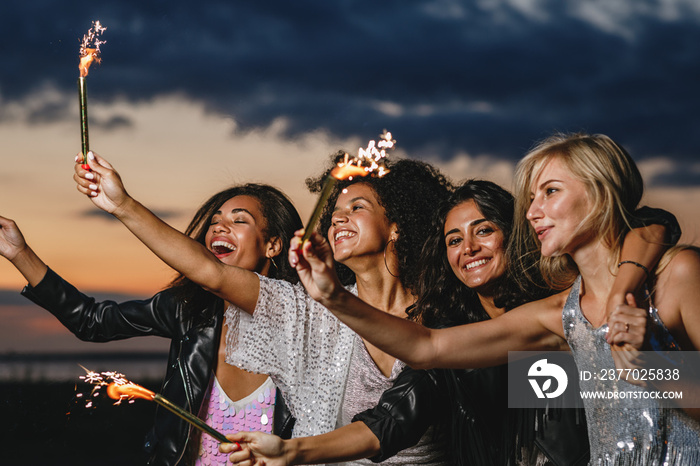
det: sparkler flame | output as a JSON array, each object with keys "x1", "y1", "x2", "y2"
[
  {"x1": 76, "y1": 366, "x2": 131, "y2": 408},
  {"x1": 78, "y1": 21, "x2": 107, "y2": 77},
  {"x1": 331, "y1": 130, "x2": 394, "y2": 181},
  {"x1": 301, "y1": 131, "x2": 395, "y2": 242},
  {"x1": 106, "y1": 382, "x2": 156, "y2": 402},
  {"x1": 77, "y1": 367, "x2": 230, "y2": 443}
]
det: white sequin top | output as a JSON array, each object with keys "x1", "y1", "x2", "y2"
[{"x1": 225, "y1": 275, "x2": 356, "y2": 438}]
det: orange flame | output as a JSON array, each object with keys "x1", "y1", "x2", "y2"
[
  {"x1": 78, "y1": 21, "x2": 107, "y2": 77},
  {"x1": 330, "y1": 131, "x2": 394, "y2": 181},
  {"x1": 79, "y1": 49, "x2": 100, "y2": 78},
  {"x1": 330, "y1": 163, "x2": 368, "y2": 180},
  {"x1": 106, "y1": 382, "x2": 155, "y2": 401}
]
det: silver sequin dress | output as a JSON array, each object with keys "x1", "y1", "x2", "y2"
[
  {"x1": 563, "y1": 276, "x2": 700, "y2": 466},
  {"x1": 224, "y1": 275, "x2": 356, "y2": 439}
]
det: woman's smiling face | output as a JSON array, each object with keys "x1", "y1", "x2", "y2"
[
  {"x1": 444, "y1": 199, "x2": 507, "y2": 293},
  {"x1": 327, "y1": 183, "x2": 395, "y2": 264},
  {"x1": 204, "y1": 195, "x2": 272, "y2": 273}
]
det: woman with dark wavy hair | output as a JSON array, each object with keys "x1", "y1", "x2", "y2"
[
  {"x1": 0, "y1": 181, "x2": 303, "y2": 466},
  {"x1": 410, "y1": 180, "x2": 588, "y2": 465}
]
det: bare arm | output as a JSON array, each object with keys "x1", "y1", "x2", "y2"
[
  {"x1": 73, "y1": 152, "x2": 259, "y2": 313},
  {"x1": 607, "y1": 224, "x2": 669, "y2": 320},
  {"x1": 221, "y1": 421, "x2": 380, "y2": 465},
  {"x1": 290, "y1": 231, "x2": 566, "y2": 370},
  {"x1": 0, "y1": 216, "x2": 48, "y2": 287}
]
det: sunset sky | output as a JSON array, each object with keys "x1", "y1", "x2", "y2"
[{"x1": 2, "y1": 0, "x2": 700, "y2": 354}]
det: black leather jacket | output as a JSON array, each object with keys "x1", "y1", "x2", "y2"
[
  {"x1": 355, "y1": 362, "x2": 588, "y2": 466},
  {"x1": 21, "y1": 268, "x2": 294, "y2": 466},
  {"x1": 353, "y1": 366, "x2": 446, "y2": 463}
]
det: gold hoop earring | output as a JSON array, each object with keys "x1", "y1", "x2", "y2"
[
  {"x1": 269, "y1": 256, "x2": 278, "y2": 270},
  {"x1": 384, "y1": 239, "x2": 399, "y2": 278}
]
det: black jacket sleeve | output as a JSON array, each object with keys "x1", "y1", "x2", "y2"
[
  {"x1": 21, "y1": 267, "x2": 180, "y2": 341},
  {"x1": 631, "y1": 206, "x2": 681, "y2": 245},
  {"x1": 351, "y1": 367, "x2": 441, "y2": 462}
]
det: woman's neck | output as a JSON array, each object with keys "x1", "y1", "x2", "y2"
[
  {"x1": 571, "y1": 237, "x2": 616, "y2": 316},
  {"x1": 478, "y1": 293, "x2": 504, "y2": 319},
  {"x1": 354, "y1": 266, "x2": 414, "y2": 318}
]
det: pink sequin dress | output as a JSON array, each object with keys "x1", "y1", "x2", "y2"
[{"x1": 195, "y1": 375, "x2": 276, "y2": 465}]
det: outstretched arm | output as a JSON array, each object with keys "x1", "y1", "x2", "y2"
[
  {"x1": 0, "y1": 216, "x2": 48, "y2": 287},
  {"x1": 221, "y1": 421, "x2": 380, "y2": 465},
  {"x1": 73, "y1": 152, "x2": 259, "y2": 313},
  {"x1": 290, "y1": 231, "x2": 566, "y2": 370}
]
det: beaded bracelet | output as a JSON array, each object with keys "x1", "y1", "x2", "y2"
[{"x1": 617, "y1": 260, "x2": 649, "y2": 276}]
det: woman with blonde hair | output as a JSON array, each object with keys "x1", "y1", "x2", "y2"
[{"x1": 290, "y1": 133, "x2": 700, "y2": 465}]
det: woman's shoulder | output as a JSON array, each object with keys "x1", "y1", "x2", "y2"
[
  {"x1": 655, "y1": 246, "x2": 700, "y2": 290},
  {"x1": 514, "y1": 288, "x2": 570, "y2": 314}
]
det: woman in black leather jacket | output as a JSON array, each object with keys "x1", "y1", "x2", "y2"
[{"x1": 0, "y1": 182, "x2": 302, "y2": 465}]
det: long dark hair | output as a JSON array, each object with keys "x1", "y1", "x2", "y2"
[
  {"x1": 169, "y1": 183, "x2": 302, "y2": 322},
  {"x1": 307, "y1": 153, "x2": 452, "y2": 292},
  {"x1": 411, "y1": 179, "x2": 548, "y2": 328}
]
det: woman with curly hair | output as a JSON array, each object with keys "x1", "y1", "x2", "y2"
[
  {"x1": 290, "y1": 133, "x2": 700, "y2": 465},
  {"x1": 73, "y1": 150, "x2": 453, "y2": 465}
]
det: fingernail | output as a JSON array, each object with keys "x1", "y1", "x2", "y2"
[
  {"x1": 88, "y1": 151, "x2": 95, "y2": 160},
  {"x1": 89, "y1": 184, "x2": 97, "y2": 190},
  {"x1": 85, "y1": 172, "x2": 94, "y2": 180},
  {"x1": 90, "y1": 191, "x2": 98, "y2": 197},
  {"x1": 75, "y1": 155, "x2": 80, "y2": 162}
]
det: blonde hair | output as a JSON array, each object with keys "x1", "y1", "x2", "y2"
[{"x1": 511, "y1": 133, "x2": 644, "y2": 290}]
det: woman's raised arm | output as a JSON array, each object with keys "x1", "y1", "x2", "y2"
[{"x1": 74, "y1": 151, "x2": 260, "y2": 313}]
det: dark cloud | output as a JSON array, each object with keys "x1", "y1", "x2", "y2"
[{"x1": 2, "y1": 0, "x2": 700, "y2": 178}]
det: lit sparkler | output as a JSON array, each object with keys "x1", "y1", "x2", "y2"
[
  {"x1": 301, "y1": 131, "x2": 394, "y2": 242},
  {"x1": 78, "y1": 21, "x2": 107, "y2": 166},
  {"x1": 78, "y1": 367, "x2": 230, "y2": 444}
]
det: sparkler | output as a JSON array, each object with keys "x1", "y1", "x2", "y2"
[
  {"x1": 78, "y1": 21, "x2": 107, "y2": 166},
  {"x1": 301, "y1": 131, "x2": 394, "y2": 242},
  {"x1": 78, "y1": 367, "x2": 230, "y2": 444}
]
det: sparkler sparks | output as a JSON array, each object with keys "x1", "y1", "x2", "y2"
[
  {"x1": 301, "y1": 130, "x2": 394, "y2": 242},
  {"x1": 79, "y1": 21, "x2": 107, "y2": 78},
  {"x1": 76, "y1": 366, "x2": 131, "y2": 409},
  {"x1": 76, "y1": 367, "x2": 230, "y2": 443}
]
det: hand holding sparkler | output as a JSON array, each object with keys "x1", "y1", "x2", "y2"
[
  {"x1": 220, "y1": 431, "x2": 287, "y2": 466},
  {"x1": 289, "y1": 229, "x2": 344, "y2": 308},
  {"x1": 74, "y1": 151, "x2": 132, "y2": 216}
]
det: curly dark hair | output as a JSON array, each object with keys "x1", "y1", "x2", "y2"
[
  {"x1": 306, "y1": 152, "x2": 452, "y2": 292},
  {"x1": 410, "y1": 180, "x2": 550, "y2": 329},
  {"x1": 169, "y1": 183, "x2": 302, "y2": 323}
]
